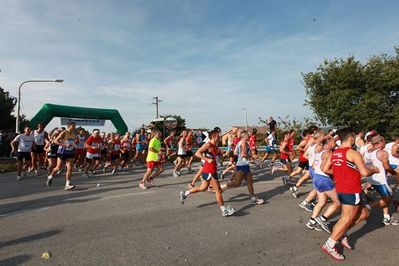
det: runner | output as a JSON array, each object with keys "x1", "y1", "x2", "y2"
[
  {"x1": 288, "y1": 130, "x2": 296, "y2": 161},
  {"x1": 220, "y1": 130, "x2": 264, "y2": 205},
  {"x1": 355, "y1": 130, "x2": 365, "y2": 151},
  {"x1": 249, "y1": 128, "x2": 259, "y2": 165},
  {"x1": 305, "y1": 136, "x2": 340, "y2": 233},
  {"x1": 31, "y1": 123, "x2": 48, "y2": 175},
  {"x1": 173, "y1": 130, "x2": 187, "y2": 177},
  {"x1": 320, "y1": 127, "x2": 378, "y2": 261},
  {"x1": 260, "y1": 131, "x2": 278, "y2": 167},
  {"x1": 220, "y1": 132, "x2": 240, "y2": 180},
  {"x1": 139, "y1": 129, "x2": 164, "y2": 189},
  {"x1": 271, "y1": 131, "x2": 293, "y2": 175},
  {"x1": 120, "y1": 133, "x2": 132, "y2": 169},
  {"x1": 185, "y1": 129, "x2": 194, "y2": 173},
  {"x1": 164, "y1": 130, "x2": 176, "y2": 159},
  {"x1": 11, "y1": 126, "x2": 35, "y2": 181},
  {"x1": 104, "y1": 133, "x2": 121, "y2": 175},
  {"x1": 74, "y1": 128, "x2": 86, "y2": 171},
  {"x1": 84, "y1": 129, "x2": 103, "y2": 177},
  {"x1": 45, "y1": 130, "x2": 60, "y2": 176},
  {"x1": 363, "y1": 135, "x2": 398, "y2": 225},
  {"x1": 47, "y1": 122, "x2": 77, "y2": 190},
  {"x1": 285, "y1": 129, "x2": 311, "y2": 198},
  {"x1": 179, "y1": 130, "x2": 235, "y2": 217},
  {"x1": 134, "y1": 128, "x2": 148, "y2": 165},
  {"x1": 384, "y1": 133, "x2": 399, "y2": 187}
]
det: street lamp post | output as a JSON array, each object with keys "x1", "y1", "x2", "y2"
[
  {"x1": 243, "y1": 106, "x2": 248, "y2": 130},
  {"x1": 15, "y1": 79, "x2": 63, "y2": 133}
]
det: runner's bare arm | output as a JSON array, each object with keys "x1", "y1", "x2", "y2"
[
  {"x1": 377, "y1": 150, "x2": 396, "y2": 176},
  {"x1": 321, "y1": 151, "x2": 333, "y2": 175},
  {"x1": 195, "y1": 143, "x2": 212, "y2": 163},
  {"x1": 349, "y1": 149, "x2": 379, "y2": 176}
]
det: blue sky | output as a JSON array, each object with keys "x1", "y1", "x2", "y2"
[{"x1": 1, "y1": 0, "x2": 398, "y2": 132}]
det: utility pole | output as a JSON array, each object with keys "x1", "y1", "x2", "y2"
[
  {"x1": 152, "y1": 96, "x2": 162, "y2": 118},
  {"x1": 243, "y1": 106, "x2": 248, "y2": 130}
]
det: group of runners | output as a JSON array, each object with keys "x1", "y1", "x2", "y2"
[{"x1": 9, "y1": 120, "x2": 399, "y2": 261}]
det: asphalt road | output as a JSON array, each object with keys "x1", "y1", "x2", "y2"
[{"x1": 0, "y1": 161, "x2": 398, "y2": 266}]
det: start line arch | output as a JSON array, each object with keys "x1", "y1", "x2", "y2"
[{"x1": 29, "y1": 103, "x2": 128, "y2": 134}]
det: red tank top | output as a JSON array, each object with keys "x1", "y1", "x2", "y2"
[
  {"x1": 288, "y1": 138, "x2": 294, "y2": 152},
  {"x1": 299, "y1": 138, "x2": 309, "y2": 163},
  {"x1": 280, "y1": 141, "x2": 290, "y2": 160},
  {"x1": 202, "y1": 143, "x2": 217, "y2": 174},
  {"x1": 331, "y1": 147, "x2": 361, "y2": 193}
]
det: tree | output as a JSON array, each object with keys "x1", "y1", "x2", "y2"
[
  {"x1": 0, "y1": 87, "x2": 17, "y2": 130},
  {"x1": 302, "y1": 47, "x2": 399, "y2": 137}
]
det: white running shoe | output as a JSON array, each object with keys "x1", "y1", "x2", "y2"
[
  {"x1": 35, "y1": 170, "x2": 39, "y2": 176},
  {"x1": 250, "y1": 197, "x2": 265, "y2": 205},
  {"x1": 173, "y1": 172, "x2": 179, "y2": 178},
  {"x1": 221, "y1": 206, "x2": 235, "y2": 217},
  {"x1": 139, "y1": 182, "x2": 147, "y2": 190},
  {"x1": 64, "y1": 184, "x2": 76, "y2": 190},
  {"x1": 111, "y1": 169, "x2": 116, "y2": 175},
  {"x1": 16, "y1": 176, "x2": 22, "y2": 181},
  {"x1": 321, "y1": 243, "x2": 345, "y2": 261}
]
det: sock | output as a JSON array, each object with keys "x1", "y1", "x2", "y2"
[
  {"x1": 309, "y1": 218, "x2": 316, "y2": 224},
  {"x1": 184, "y1": 191, "x2": 190, "y2": 196},
  {"x1": 66, "y1": 180, "x2": 71, "y2": 186},
  {"x1": 47, "y1": 175, "x2": 53, "y2": 180},
  {"x1": 321, "y1": 215, "x2": 328, "y2": 222},
  {"x1": 301, "y1": 200, "x2": 308, "y2": 205},
  {"x1": 326, "y1": 237, "x2": 336, "y2": 249},
  {"x1": 383, "y1": 214, "x2": 391, "y2": 220},
  {"x1": 220, "y1": 206, "x2": 226, "y2": 212}
]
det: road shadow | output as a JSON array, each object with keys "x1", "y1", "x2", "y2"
[
  {"x1": 0, "y1": 255, "x2": 32, "y2": 266},
  {"x1": 347, "y1": 210, "x2": 385, "y2": 250},
  {"x1": 0, "y1": 229, "x2": 61, "y2": 249},
  {"x1": 0, "y1": 185, "x2": 130, "y2": 218}
]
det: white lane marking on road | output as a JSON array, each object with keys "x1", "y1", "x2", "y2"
[{"x1": 99, "y1": 191, "x2": 155, "y2": 200}]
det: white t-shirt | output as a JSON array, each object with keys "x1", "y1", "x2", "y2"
[
  {"x1": 33, "y1": 130, "x2": 46, "y2": 146},
  {"x1": 14, "y1": 134, "x2": 35, "y2": 152}
]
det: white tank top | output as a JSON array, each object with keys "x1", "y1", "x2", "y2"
[
  {"x1": 363, "y1": 149, "x2": 388, "y2": 185},
  {"x1": 313, "y1": 150, "x2": 329, "y2": 177},
  {"x1": 307, "y1": 144, "x2": 317, "y2": 168},
  {"x1": 384, "y1": 142, "x2": 399, "y2": 165},
  {"x1": 359, "y1": 143, "x2": 372, "y2": 157},
  {"x1": 355, "y1": 137, "x2": 362, "y2": 151},
  {"x1": 236, "y1": 140, "x2": 250, "y2": 166},
  {"x1": 33, "y1": 130, "x2": 46, "y2": 146},
  {"x1": 177, "y1": 138, "x2": 186, "y2": 155}
]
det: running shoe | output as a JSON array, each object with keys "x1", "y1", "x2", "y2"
[
  {"x1": 82, "y1": 173, "x2": 88, "y2": 177},
  {"x1": 271, "y1": 166, "x2": 276, "y2": 175},
  {"x1": 299, "y1": 202, "x2": 313, "y2": 212},
  {"x1": 306, "y1": 220, "x2": 322, "y2": 231},
  {"x1": 173, "y1": 172, "x2": 179, "y2": 178},
  {"x1": 340, "y1": 236, "x2": 352, "y2": 250},
  {"x1": 220, "y1": 173, "x2": 225, "y2": 180},
  {"x1": 35, "y1": 170, "x2": 39, "y2": 176},
  {"x1": 383, "y1": 217, "x2": 391, "y2": 225},
  {"x1": 289, "y1": 186, "x2": 298, "y2": 198},
  {"x1": 88, "y1": 171, "x2": 94, "y2": 178},
  {"x1": 46, "y1": 177, "x2": 53, "y2": 187},
  {"x1": 102, "y1": 167, "x2": 106, "y2": 173},
  {"x1": 139, "y1": 182, "x2": 147, "y2": 190},
  {"x1": 389, "y1": 218, "x2": 399, "y2": 225},
  {"x1": 179, "y1": 191, "x2": 186, "y2": 204},
  {"x1": 315, "y1": 217, "x2": 331, "y2": 234},
  {"x1": 321, "y1": 243, "x2": 345, "y2": 261},
  {"x1": 221, "y1": 206, "x2": 235, "y2": 217},
  {"x1": 250, "y1": 197, "x2": 265, "y2": 205},
  {"x1": 177, "y1": 171, "x2": 182, "y2": 176},
  {"x1": 64, "y1": 184, "x2": 75, "y2": 190},
  {"x1": 16, "y1": 175, "x2": 22, "y2": 181},
  {"x1": 148, "y1": 178, "x2": 155, "y2": 187},
  {"x1": 111, "y1": 169, "x2": 116, "y2": 175},
  {"x1": 187, "y1": 167, "x2": 193, "y2": 173}
]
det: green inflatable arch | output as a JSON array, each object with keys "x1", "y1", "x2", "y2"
[{"x1": 29, "y1": 103, "x2": 128, "y2": 134}]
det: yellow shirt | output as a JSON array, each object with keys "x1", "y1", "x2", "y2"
[{"x1": 146, "y1": 137, "x2": 161, "y2": 162}]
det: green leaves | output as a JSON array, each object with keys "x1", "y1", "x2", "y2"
[{"x1": 303, "y1": 47, "x2": 399, "y2": 137}]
